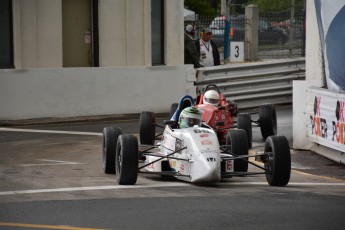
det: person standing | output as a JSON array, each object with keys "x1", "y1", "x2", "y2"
[
  {"x1": 184, "y1": 24, "x2": 202, "y2": 68},
  {"x1": 196, "y1": 28, "x2": 220, "y2": 67}
]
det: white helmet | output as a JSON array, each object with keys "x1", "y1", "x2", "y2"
[
  {"x1": 203, "y1": 90, "x2": 219, "y2": 106},
  {"x1": 178, "y1": 107, "x2": 202, "y2": 128}
]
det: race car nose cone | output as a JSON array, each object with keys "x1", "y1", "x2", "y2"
[
  {"x1": 191, "y1": 159, "x2": 221, "y2": 183},
  {"x1": 192, "y1": 167, "x2": 221, "y2": 183}
]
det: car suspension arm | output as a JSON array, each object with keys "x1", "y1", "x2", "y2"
[
  {"x1": 220, "y1": 147, "x2": 267, "y2": 171},
  {"x1": 138, "y1": 146, "x2": 187, "y2": 170},
  {"x1": 143, "y1": 153, "x2": 190, "y2": 162},
  {"x1": 154, "y1": 123, "x2": 165, "y2": 129},
  {"x1": 222, "y1": 172, "x2": 270, "y2": 177},
  {"x1": 139, "y1": 146, "x2": 158, "y2": 154}
]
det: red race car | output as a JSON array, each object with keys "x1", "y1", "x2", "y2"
[
  {"x1": 169, "y1": 84, "x2": 277, "y2": 148},
  {"x1": 196, "y1": 84, "x2": 277, "y2": 147}
]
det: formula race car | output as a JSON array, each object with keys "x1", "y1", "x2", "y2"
[
  {"x1": 170, "y1": 84, "x2": 277, "y2": 148},
  {"x1": 102, "y1": 98, "x2": 291, "y2": 186}
]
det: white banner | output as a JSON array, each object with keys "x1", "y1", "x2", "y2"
[
  {"x1": 315, "y1": 0, "x2": 345, "y2": 91},
  {"x1": 306, "y1": 87, "x2": 345, "y2": 152}
]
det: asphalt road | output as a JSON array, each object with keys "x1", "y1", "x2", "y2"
[{"x1": 1, "y1": 106, "x2": 345, "y2": 230}]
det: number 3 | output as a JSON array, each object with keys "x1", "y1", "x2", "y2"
[{"x1": 235, "y1": 45, "x2": 239, "y2": 58}]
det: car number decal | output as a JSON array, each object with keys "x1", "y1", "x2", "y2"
[
  {"x1": 201, "y1": 140, "x2": 212, "y2": 145},
  {"x1": 226, "y1": 160, "x2": 234, "y2": 172}
]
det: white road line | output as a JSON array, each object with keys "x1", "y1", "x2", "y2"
[
  {"x1": 1, "y1": 182, "x2": 345, "y2": 196},
  {"x1": 0, "y1": 127, "x2": 102, "y2": 136},
  {"x1": 20, "y1": 159, "x2": 84, "y2": 167},
  {"x1": 233, "y1": 182, "x2": 345, "y2": 186},
  {"x1": 0, "y1": 183, "x2": 189, "y2": 195}
]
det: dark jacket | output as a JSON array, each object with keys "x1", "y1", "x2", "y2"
[
  {"x1": 196, "y1": 39, "x2": 220, "y2": 66},
  {"x1": 184, "y1": 33, "x2": 202, "y2": 68}
]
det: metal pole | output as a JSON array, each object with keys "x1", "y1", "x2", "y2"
[
  {"x1": 289, "y1": 0, "x2": 295, "y2": 58},
  {"x1": 301, "y1": 0, "x2": 306, "y2": 56},
  {"x1": 223, "y1": 0, "x2": 231, "y2": 64},
  {"x1": 221, "y1": 0, "x2": 226, "y2": 15}
]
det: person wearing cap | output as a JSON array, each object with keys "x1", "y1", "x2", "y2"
[
  {"x1": 196, "y1": 28, "x2": 220, "y2": 67},
  {"x1": 184, "y1": 24, "x2": 202, "y2": 68}
]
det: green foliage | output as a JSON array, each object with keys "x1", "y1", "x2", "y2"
[
  {"x1": 184, "y1": 0, "x2": 306, "y2": 16},
  {"x1": 248, "y1": 0, "x2": 305, "y2": 11},
  {"x1": 184, "y1": 0, "x2": 219, "y2": 16}
]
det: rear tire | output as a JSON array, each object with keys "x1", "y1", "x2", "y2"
[
  {"x1": 237, "y1": 113, "x2": 252, "y2": 148},
  {"x1": 102, "y1": 127, "x2": 122, "y2": 174},
  {"x1": 116, "y1": 135, "x2": 139, "y2": 185},
  {"x1": 259, "y1": 104, "x2": 277, "y2": 139},
  {"x1": 139, "y1": 111, "x2": 156, "y2": 145},
  {"x1": 264, "y1": 136, "x2": 291, "y2": 186},
  {"x1": 226, "y1": 129, "x2": 249, "y2": 172}
]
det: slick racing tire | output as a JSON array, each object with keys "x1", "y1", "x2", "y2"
[
  {"x1": 139, "y1": 111, "x2": 156, "y2": 145},
  {"x1": 102, "y1": 127, "x2": 122, "y2": 174},
  {"x1": 169, "y1": 103, "x2": 178, "y2": 119},
  {"x1": 259, "y1": 104, "x2": 277, "y2": 139},
  {"x1": 237, "y1": 113, "x2": 252, "y2": 148},
  {"x1": 226, "y1": 129, "x2": 249, "y2": 172},
  {"x1": 116, "y1": 134, "x2": 139, "y2": 185},
  {"x1": 264, "y1": 136, "x2": 291, "y2": 186}
]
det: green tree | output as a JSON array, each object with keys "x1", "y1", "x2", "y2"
[
  {"x1": 248, "y1": 0, "x2": 305, "y2": 11},
  {"x1": 184, "y1": 0, "x2": 219, "y2": 16}
]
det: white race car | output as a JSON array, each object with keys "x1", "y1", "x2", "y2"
[{"x1": 102, "y1": 109, "x2": 291, "y2": 186}]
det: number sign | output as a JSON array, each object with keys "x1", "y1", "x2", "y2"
[{"x1": 230, "y1": 42, "x2": 244, "y2": 62}]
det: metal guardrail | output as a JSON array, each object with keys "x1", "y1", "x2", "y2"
[{"x1": 195, "y1": 58, "x2": 305, "y2": 110}]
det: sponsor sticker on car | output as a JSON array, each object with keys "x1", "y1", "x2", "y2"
[{"x1": 225, "y1": 160, "x2": 234, "y2": 172}]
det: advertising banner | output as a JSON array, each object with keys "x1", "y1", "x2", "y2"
[
  {"x1": 307, "y1": 87, "x2": 345, "y2": 152},
  {"x1": 315, "y1": 0, "x2": 345, "y2": 91}
]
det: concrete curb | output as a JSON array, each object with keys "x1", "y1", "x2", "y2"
[{"x1": 310, "y1": 144, "x2": 345, "y2": 166}]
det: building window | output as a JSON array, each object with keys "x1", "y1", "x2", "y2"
[
  {"x1": 151, "y1": 0, "x2": 164, "y2": 65},
  {"x1": 0, "y1": 0, "x2": 14, "y2": 69}
]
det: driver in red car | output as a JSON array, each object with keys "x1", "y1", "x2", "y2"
[
  {"x1": 201, "y1": 89, "x2": 238, "y2": 116},
  {"x1": 203, "y1": 90, "x2": 220, "y2": 107},
  {"x1": 197, "y1": 89, "x2": 238, "y2": 142}
]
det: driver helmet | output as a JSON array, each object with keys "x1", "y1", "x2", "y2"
[
  {"x1": 178, "y1": 107, "x2": 202, "y2": 128},
  {"x1": 203, "y1": 90, "x2": 220, "y2": 106}
]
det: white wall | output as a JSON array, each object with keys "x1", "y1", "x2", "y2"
[
  {"x1": 99, "y1": 0, "x2": 127, "y2": 66},
  {"x1": 293, "y1": 0, "x2": 322, "y2": 150},
  {"x1": 0, "y1": 66, "x2": 196, "y2": 120},
  {"x1": 12, "y1": 0, "x2": 184, "y2": 68},
  {"x1": 165, "y1": 0, "x2": 184, "y2": 66},
  {"x1": 1, "y1": 0, "x2": 189, "y2": 122},
  {"x1": 12, "y1": 0, "x2": 63, "y2": 68}
]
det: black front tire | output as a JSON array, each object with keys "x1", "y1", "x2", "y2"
[
  {"x1": 139, "y1": 111, "x2": 156, "y2": 145},
  {"x1": 116, "y1": 135, "x2": 139, "y2": 185},
  {"x1": 226, "y1": 129, "x2": 249, "y2": 172},
  {"x1": 237, "y1": 113, "x2": 252, "y2": 148},
  {"x1": 102, "y1": 127, "x2": 122, "y2": 174},
  {"x1": 264, "y1": 136, "x2": 291, "y2": 186},
  {"x1": 259, "y1": 104, "x2": 277, "y2": 139}
]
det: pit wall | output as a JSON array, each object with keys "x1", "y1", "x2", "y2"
[
  {"x1": 293, "y1": 0, "x2": 345, "y2": 163},
  {"x1": 0, "y1": 66, "x2": 196, "y2": 120}
]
